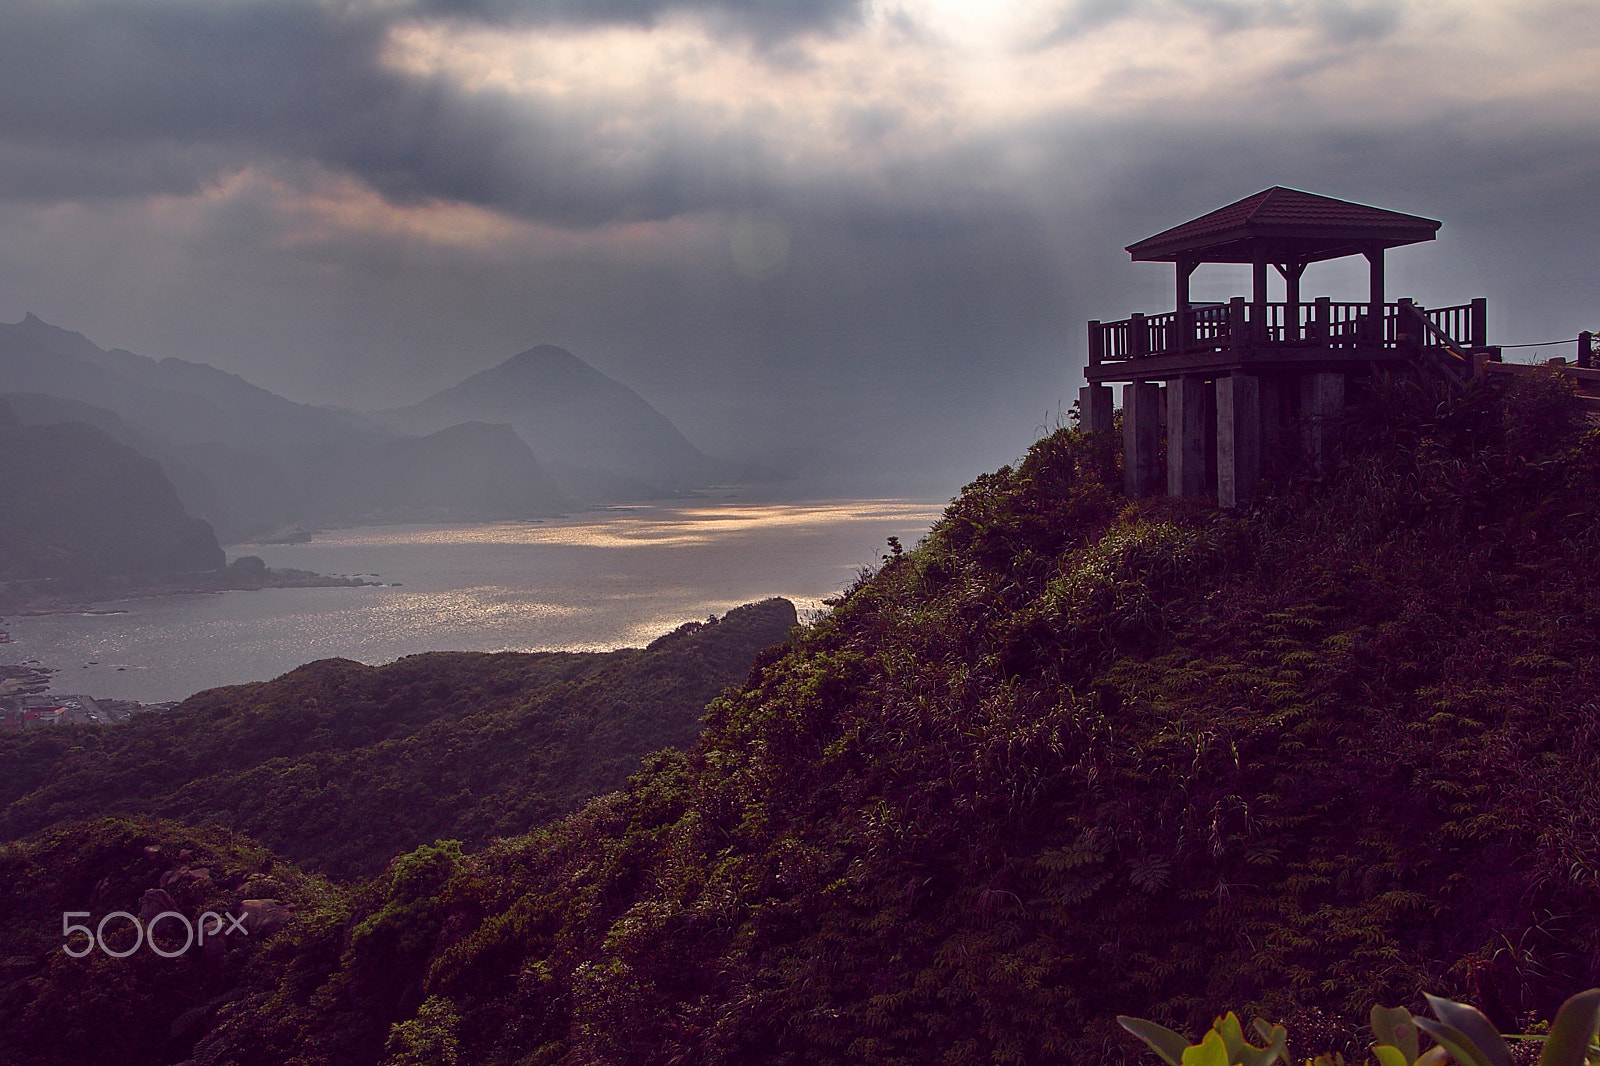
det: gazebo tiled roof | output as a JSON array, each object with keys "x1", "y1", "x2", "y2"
[{"x1": 1126, "y1": 187, "x2": 1441, "y2": 264}]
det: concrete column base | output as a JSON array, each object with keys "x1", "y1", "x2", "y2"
[
  {"x1": 1078, "y1": 384, "x2": 1114, "y2": 434},
  {"x1": 1167, "y1": 375, "x2": 1209, "y2": 498},
  {"x1": 1217, "y1": 373, "x2": 1261, "y2": 509},
  {"x1": 1300, "y1": 371, "x2": 1345, "y2": 468},
  {"x1": 1259, "y1": 375, "x2": 1285, "y2": 456},
  {"x1": 1122, "y1": 382, "x2": 1162, "y2": 497}
]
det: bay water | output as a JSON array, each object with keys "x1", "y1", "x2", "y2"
[{"x1": 2, "y1": 497, "x2": 944, "y2": 704}]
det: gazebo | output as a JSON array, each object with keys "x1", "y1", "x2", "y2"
[{"x1": 1078, "y1": 187, "x2": 1494, "y2": 506}]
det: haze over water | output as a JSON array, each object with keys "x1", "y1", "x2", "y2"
[{"x1": 4, "y1": 498, "x2": 943, "y2": 705}]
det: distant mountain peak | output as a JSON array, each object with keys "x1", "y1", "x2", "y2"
[
  {"x1": 10, "y1": 312, "x2": 105, "y2": 362},
  {"x1": 513, "y1": 344, "x2": 579, "y2": 361},
  {"x1": 500, "y1": 344, "x2": 598, "y2": 376},
  {"x1": 388, "y1": 343, "x2": 744, "y2": 499}
]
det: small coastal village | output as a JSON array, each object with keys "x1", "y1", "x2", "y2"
[{"x1": 0, "y1": 622, "x2": 176, "y2": 729}]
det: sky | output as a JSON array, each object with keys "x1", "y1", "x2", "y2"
[{"x1": 0, "y1": 0, "x2": 1595, "y2": 495}]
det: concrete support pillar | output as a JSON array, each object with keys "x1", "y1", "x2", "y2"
[
  {"x1": 1078, "y1": 384, "x2": 1114, "y2": 434},
  {"x1": 1259, "y1": 375, "x2": 1285, "y2": 456},
  {"x1": 1122, "y1": 382, "x2": 1162, "y2": 498},
  {"x1": 1167, "y1": 375, "x2": 1209, "y2": 499},
  {"x1": 1300, "y1": 371, "x2": 1345, "y2": 468},
  {"x1": 1217, "y1": 373, "x2": 1260, "y2": 509}
]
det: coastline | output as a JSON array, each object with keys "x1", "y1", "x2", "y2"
[
  {"x1": 0, "y1": 563, "x2": 383, "y2": 715},
  {"x1": 0, "y1": 563, "x2": 380, "y2": 616}
]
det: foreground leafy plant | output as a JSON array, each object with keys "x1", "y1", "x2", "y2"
[{"x1": 1121, "y1": 990, "x2": 1600, "y2": 1066}]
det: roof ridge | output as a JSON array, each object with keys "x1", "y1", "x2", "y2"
[{"x1": 1126, "y1": 187, "x2": 1441, "y2": 263}]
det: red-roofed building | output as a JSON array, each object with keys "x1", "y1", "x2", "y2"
[{"x1": 1080, "y1": 188, "x2": 1498, "y2": 506}]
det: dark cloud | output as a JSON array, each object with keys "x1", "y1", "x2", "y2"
[
  {"x1": 411, "y1": 0, "x2": 865, "y2": 39},
  {"x1": 1039, "y1": 0, "x2": 1401, "y2": 47},
  {"x1": 0, "y1": 0, "x2": 833, "y2": 223},
  {"x1": 0, "y1": 0, "x2": 399, "y2": 199}
]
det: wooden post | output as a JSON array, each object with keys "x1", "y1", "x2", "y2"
[
  {"x1": 1580, "y1": 331, "x2": 1594, "y2": 370},
  {"x1": 1088, "y1": 320, "x2": 1103, "y2": 366},
  {"x1": 1314, "y1": 296, "x2": 1331, "y2": 345},
  {"x1": 1167, "y1": 375, "x2": 1208, "y2": 499},
  {"x1": 1364, "y1": 246, "x2": 1385, "y2": 342},
  {"x1": 1131, "y1": 313, "x2": 1148, "y2": 357},
  {"x1": 1470, "y1": 298, "x2": 1487, "y2": 349},
  {"x1": 1228, "y1": 297, "x2": 1247, "y2": 352},
  {"x1": 1123, "y1": 382, "x2": 1162, "y2": 498},
  {"x1": 1396, "y1": 297, "x2": 1416, "y2": 347},
  {"x1": 1252, "y1": 253, "x2": 1269, "y2": 343},
  {"x1": 1217, "y1": 373, "x2": 1260, "y2": 509},
  {"x1": 1176, "y1": 257, "x2": 1198, "y2": 356},
  {"x1": 1276, "y1": 261, "x2": 1306, "y2": 342}
]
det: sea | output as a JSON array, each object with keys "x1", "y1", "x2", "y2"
[{"x1": 1, "y1": 497, "x2": 946, "y2": 705}]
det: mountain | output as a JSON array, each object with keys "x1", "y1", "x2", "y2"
[
  {"x1": 295, "y1": 421, "x2": 567, "y2": 526},
  {"x1": 0, "y1": 316, "x2": 570, "y2": 540},
  {"x1": 386, "y1": 344, "x2": 752, "y2": 501},
  {"x1": 0, "y1": 399, "x2": 224, "y2": 579},
  {"x1": 0, "y1": 313, "x2": 363, "y2": 452},
  {"x1": 4, "y1": 373, "x2": 1599, "y2": 1065}
]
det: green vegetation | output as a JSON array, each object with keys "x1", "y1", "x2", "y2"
[
  {"x1": 0, "y1": 598, "x2": 797, "y2": 878},
  {"x1": 1120, "y1": 987, "x2": 1600, "y2": 1066},
  {"x1": 4, "y1": 371, "x2": 1600, "y2": 1066},
  {"x1": 0, "y1": 816, "x2": 338, "y2": 1066}
]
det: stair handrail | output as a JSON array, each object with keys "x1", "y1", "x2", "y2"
[{"x1": 1400, "y1": 300, "x2": 1471, "y2": 389}]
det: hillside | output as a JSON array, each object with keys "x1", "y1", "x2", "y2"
[
  {"x1": 0, "y1": 599, "x2": 798, "y2": 879},
  {"x1": 0, "y1": 817, "x2": 337, "y2": 1066},
  {"x1": 4, "y1": 372, "x2": 1599, "y2": 1066},
  {"x1": 0, "y1": 399, "x2": 225, "y2": 579}
]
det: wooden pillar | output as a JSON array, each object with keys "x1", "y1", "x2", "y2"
[
  {"x1": 1167, "y1": 375, "x2": 1208, "y2": 499},
  {"x1": 1301, "y1": 371, "x2": 1345, "y2": 469},
  {"x1": 1396, "y1": 297, "x2": 1418, "y2": 346},
  {"x1": 1252, "y1": 250, "x2": 1269, "y2": 343},
  {"x1": 1314, "y1": 296, "x2": 1331, "y2": 345},
  {"x1": 1228, "y1": 296, "x2": 1248, "y2": 353},
  {"x1": 1217, "y1": 373, "x2": 1260, "y2": 509},
  {"x1": 1079, "y1": 384, "x2": 1114, "y2": 434},
  {"x1": 1087, "y1": 320, "x2": 1104, "y2": 366},
  {"x1": 1470, "y1": 298, "x2": 1487, "y2": 349},
  {"x1": 1364, "y1": 246, "x2": 1385, "y2": 342},
  {"x1": 1176, "y1": 257, "x2": 1198, "y2": 355},
  {"x1": 1276, "y1": 261, "x2": 1306, "y2": 341},
  {"x1": 1123, "y1": 382, "x2": 1162, "y2": 498}
]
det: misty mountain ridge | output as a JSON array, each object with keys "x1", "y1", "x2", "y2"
[
  {"x1": 384, "y1": 343, "x2": 761, "y2": 502},
  {"x1": 0, "y1": 315, "x2": 760, "y2": 541},
  {"x1": 0, "y1": 313, "x2": 364, "y2": 452},
  {"x1": 0, "y1": 398, "x2": 224, "y2": 580}
]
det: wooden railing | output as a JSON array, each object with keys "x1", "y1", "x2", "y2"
[{"x1": 1089, "y1": 297, "x2": 1487, "y2": 365}]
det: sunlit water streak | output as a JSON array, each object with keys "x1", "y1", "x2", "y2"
[{"x1": 2, "y1": 498, "x2": 943, "y2": 704}]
